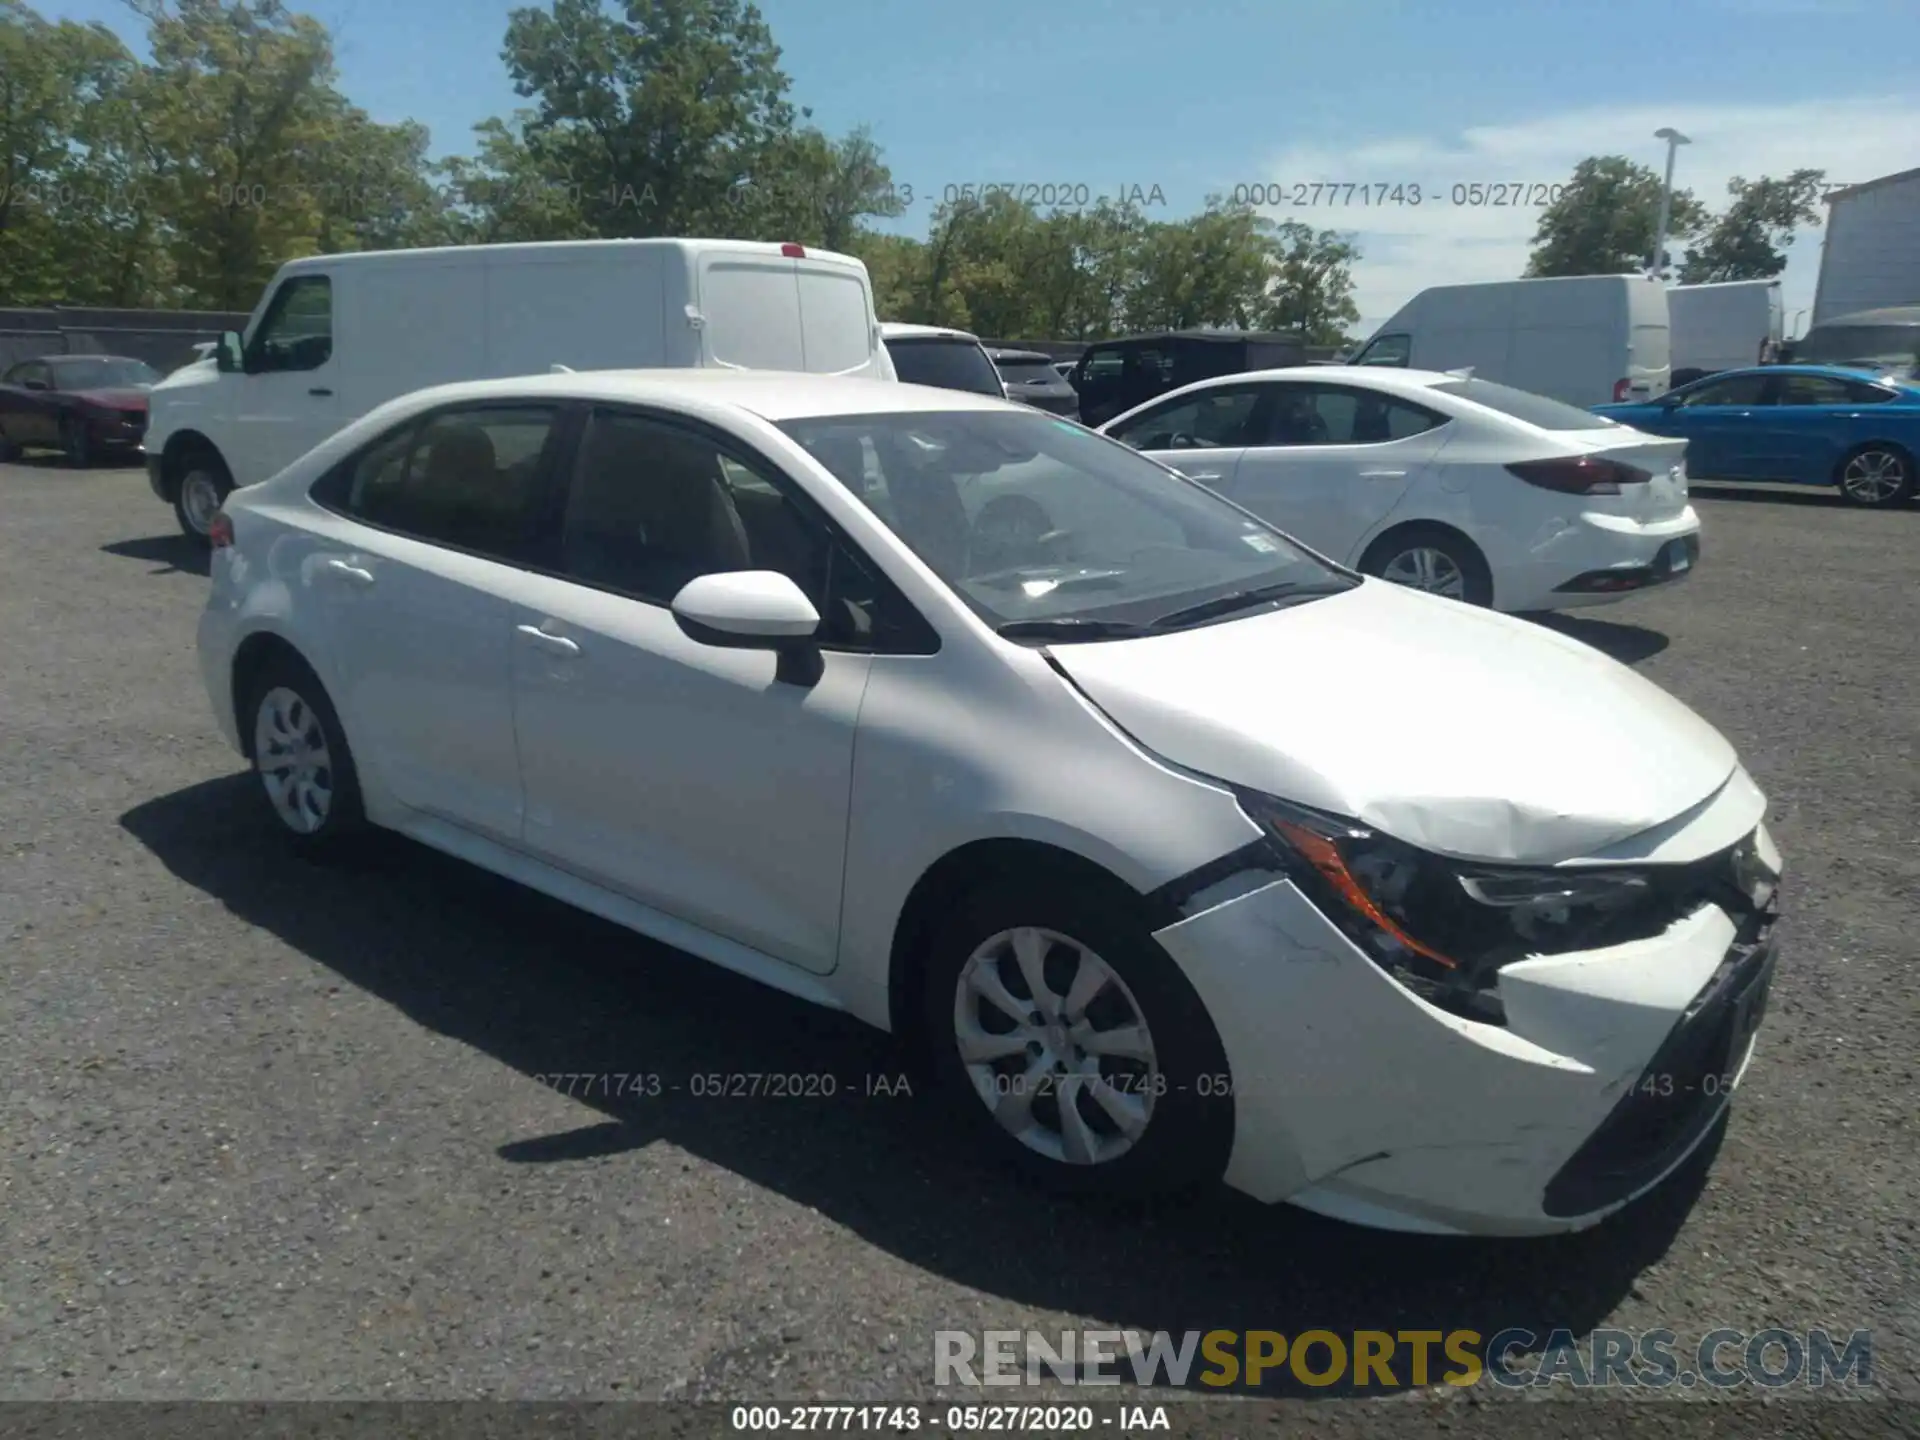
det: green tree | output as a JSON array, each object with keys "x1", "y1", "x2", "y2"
[
  {"x1": 1525, "y1": 155, "x2": 1708, "y2": 278},
  {"x1": 1257, "y1": 220, "x2": 1360, "y2": 344},
  {"x1": 0, "y1": 0, "x2": 148, "y2": 304},
  {"x1": 1679, "y1": 169, "x2": 1826, "y2": 283},
  {"x1": 1123, "y1": 202, "x2": 1275, "y2": 332},
  {"x1": 493, "y1": 0, "x2": 797, "y2": 238},
  {"x1": 726, "y1": 124, "x2": 904, "y2": 250}
]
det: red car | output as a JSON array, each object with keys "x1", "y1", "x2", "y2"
[{"x1": 0, "y1": 354, "x2": 161, "y2": 466}]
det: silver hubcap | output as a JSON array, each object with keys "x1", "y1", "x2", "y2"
[
  {"x1": 254, "y1": 687, "x2": 334, "y2": 834},
  {"x1": 953, "y1": 926, "x2": 1159, "y2": 1166},
  {"x1": 1841, "y1": 450, "x2": 1906, "y2": 503},
  {"x1": 181, "y1": 471, "x2": 222, "y2": 534},
  {"x1": 1380, "y1": 545, "x2": 1466, "y2": 598}
]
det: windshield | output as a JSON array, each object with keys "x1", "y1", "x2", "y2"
[
  {"x1": 778, "y1": 408, "x2": 1352, "y2": 636},
  {"x1": 887, "y1": 338, "x2": 1006, "y2": 396},
  {"x1": 48, "y1": 357, "x2": 161, "y2": 390},
  {"x1": 1793, "y1": 325, "x2": 1920, "y2": 367},
  {"x1": 1432, "y1": 376, "x2": 1619, "y2": 428}
]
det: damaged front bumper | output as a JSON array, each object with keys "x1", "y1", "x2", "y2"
[{"x1": 1150, "y1": 833, "x2": 1780, "y2": 1237}]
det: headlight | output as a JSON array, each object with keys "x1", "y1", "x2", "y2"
[{"x1": 1235, "y1": 791, "x2": 1661, "y2": 1024}]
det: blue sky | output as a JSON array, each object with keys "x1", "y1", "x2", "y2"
[{"x1": 45, "y1": 0, "x2": 1920, "y2": 334}]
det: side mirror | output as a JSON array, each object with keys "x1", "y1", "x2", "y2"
[
  {"x1": 215, "y1": 330, "x2": 245, "y2": 374},
  {"x1": 671, "y1": 571, "x2": 823, "y2": 685}
]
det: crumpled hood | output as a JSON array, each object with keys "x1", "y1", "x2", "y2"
[{"x1": 1049, "y1": 579, "x2": 1739, "y2": 864}]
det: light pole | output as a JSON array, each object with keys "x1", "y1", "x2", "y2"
[{"x1": 1650, "y1": 127, "x2": 1691, "y2": 279}]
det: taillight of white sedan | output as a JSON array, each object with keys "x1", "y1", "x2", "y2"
[{"x1": 198, "y1": 368, "x2": 1779, "y2": 1236}]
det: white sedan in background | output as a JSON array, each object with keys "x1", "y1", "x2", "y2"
[
  {"x1": 197, "y1": 368, "x2": 1778, "y2": 1236},
  {"x1": 1099, "y1": 366, "x2": 1702, "y2": 611}
]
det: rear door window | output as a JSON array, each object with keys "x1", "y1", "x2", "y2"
[
  {"x1": 320, "y1": 405, "x2": 562, "y2": 563},
  {"x1": 795, "y1": 267, "x2": 875, "y2": 374},
  {"x1": 1675, "y1": 373, "x2": 1770, "y2": 407},
  {"x1": 701, "y1": 257, "x2": 804, "y2": 369}
]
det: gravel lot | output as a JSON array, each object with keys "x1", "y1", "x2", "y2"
[{"x1": 2, "y1": 455, "x2": 1915, "y2": 1426}]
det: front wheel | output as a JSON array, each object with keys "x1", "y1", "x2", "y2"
[
  {"x1": 174, "y1": 458, "x2": 233, "y2": 541},
  {"x1": 920, "y1": 877, "x2": 1234, "y2": 1196},
  {"x1": 1360, "y1": 524, "x2": 1494, "y2": 606},
  {"x1": 1835, "y1": 444, "x2": 1915, "y2": 507}
]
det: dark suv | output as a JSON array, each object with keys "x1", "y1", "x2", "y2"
[{"x1": 1069, "y1": 330, "x2": 1307, "y2": 426}]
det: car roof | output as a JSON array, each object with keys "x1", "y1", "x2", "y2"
[
  {"x1": 1149, "y1": 364, "x2": 1467, "y2": 396},
  {"x1": 880, "y1": 322, "x2": 982, "y2": 342},
  {"x1": 1703, "y1": 363, "x2": 1911, "y2": 384},
  {"x1": 383, "y1": 368, "x2": 1016, "y2": 422},
  {"x1": 277, "y1": 238, "x2": 864, "y2": 272},
  {"x1": 1085, "y1": 329, "x2": 1304, "y2": 348},
  {"x1": 42, "y1": 353, "x2": 148, "y2": 364}
]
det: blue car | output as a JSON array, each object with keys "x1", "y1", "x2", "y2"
[{"x1": 1593, "y1": 364, "x2": 1920, "y2": 508}]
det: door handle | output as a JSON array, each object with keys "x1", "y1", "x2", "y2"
[
  {"x1": 324, "y1": 559, "x2": 374, "y2": 585},
  {"x1": 308, "y1": 387, "x2": 333, "y2": 397},
  {"x1": 1182, "y1": 470, "x2": 1225, "y2": 482},
  {"x1": 516, "y1": 623, "x2": 580, "y2": 657},
  {"x1": 1360, "y1": 469, "x2": 1407, "y2": 478}
]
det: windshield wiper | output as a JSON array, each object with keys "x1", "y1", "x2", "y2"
[
  {"x1": 994, "y1": 617, "x2": 1154, "y2": 641},
  {"x1": 1148, "y1": 579, "x2": 1354, "y2": 632}
]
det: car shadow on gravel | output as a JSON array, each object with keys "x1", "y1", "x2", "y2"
[
  {"x1": 1522, "y1": 612, "x2": 1670, "y2": 666},
  {"x1": 1687, "y1": 482, "x2": 1866, "y2": 510},
  {"x1": 122, "y1": 774, "x2": 1717, "y2": 1399},
  {"x1": 101, "y1": 534, "x2": 210, "y2": 577}
]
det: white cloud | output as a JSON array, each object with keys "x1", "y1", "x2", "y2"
[{"x1": 1241, "y1": 96, "x2": 1920, "y2": 337}]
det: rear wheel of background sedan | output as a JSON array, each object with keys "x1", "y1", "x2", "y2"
[
  {"x1": 60, "y1": 416, "x2": 92, "y2": 469},
  {"x1": 921, "y1": 876, "x2": 1234, "y2": 1197},
  {"x1": 0, "y1": 426, "x2": 18, "y2": 463},
  {"x1": 242, "y1": 656, "x2": 365, "y2": 854},
  {"x1": 1834, "y1": 443, "x2": 1915, "y2": 508},
  {"x1": 175, "y1": 454, "x2": 234, "y2": 541},
  {"x1": 1359, "y1": 524, "x2": 1493, "y2": 606}
]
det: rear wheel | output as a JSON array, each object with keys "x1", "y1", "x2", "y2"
[
  {"x1": 1835, "y1": 444, "x2": 1914, "y2": 507},
  {"x1": 1360, "y1": 524, "x2": 1493, "y2": 606},
  {"x1": 174, "y1": 453, "x2": 233, "y2": 541},
  {"x1": 242, "y1": 656, "x2": 365, "y2": 854},
  {"x1": 920, "y1": 875, "x2": 1233, "y2": 1197},
  {"x1": 0, "y1": 425, "x2": 18, "y2": 462}
]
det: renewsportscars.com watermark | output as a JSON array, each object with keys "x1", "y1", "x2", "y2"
[{"x1": 933, "y1": 1328, "x2": 1873, "y2": 1390}]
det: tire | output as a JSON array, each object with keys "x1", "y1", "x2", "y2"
[
  {"x1": 919, "y1": 873, "x2": 1234, "y2": 1197},
  {"x1": 60, "y1": 415, "x2": 92, "y2": 468},
  {"x1": 1359, "y1": 523, "x2": 1494, "y2": 606},
  {"x1": 173, "y1": 453, "x2": 233, "y2": 542},
  {"x1": 0, "y1": 426, "x2": 18, "y2": 463},
  {"x1": 1834, "y1": 443, "x2": 1915, "y2": 508},
  {"x1": 241, "y1": 655, "x2": 366, "y2": 855}
]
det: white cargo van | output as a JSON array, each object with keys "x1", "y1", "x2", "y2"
[
  {"x1": 1351, "y1": 274, "x2": 1670, "y2": 406},
  {"x1": 145, "y1": 238, "x2": 890, "y2": 538},
  {"x1": 1668, "y1": 279, "x2": 1783, "y2": 384}
]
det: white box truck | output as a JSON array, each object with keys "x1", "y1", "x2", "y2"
[
  {"x1": 1669, "y1": 279, "x2": 1783, "y2": 385},
  {"x1": 1350, "y1": 274, "x2": 1671, "y2": 406},
  {"x1": 145, "y1": 238, "x2": 893, "y2": 539}
]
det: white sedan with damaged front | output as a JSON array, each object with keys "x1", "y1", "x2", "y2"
[{"x1": 196, "y1": 367, "x2": 1781, "y2": 1237}]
